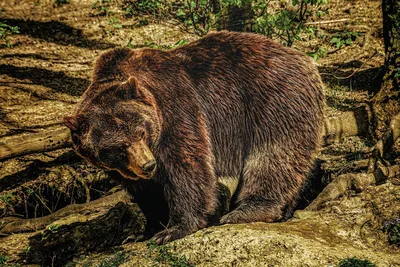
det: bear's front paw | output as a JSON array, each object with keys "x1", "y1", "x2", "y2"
[
  {"x1": 220, "y1": 209, "x2": 249, "y2": 224},
  {"x1": 220, "y1": 205, "x2": 279, "y2": 224},
  {"x1": 152, "y1": 227, "x2": 191, "y2": 244}
]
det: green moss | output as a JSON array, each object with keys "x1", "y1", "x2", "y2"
[
  {"x1": 0, "y1": 254, "x2": 21, "y2": 267},
  {"x1": 80, "y1": 251, "x2": 128, "y2": 267},
  {"x1": 338, "y1": 257, "x2": 376, "y2": 267},
  {"x1": 147, "y1": 240, "x2": 194, "y2": 267}
]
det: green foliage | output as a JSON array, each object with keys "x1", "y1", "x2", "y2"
[
  {"x1": 307, "y1": 46, "x2": 327, "y2": 61},
  {"x1": 92, "y1": 0, "x2": 112, "y2": 16},
  {"x1": 174, "y1": 39, "x2": 189, "y2": 47},
  {"x1": 251, "y1": 0, "x2": 328, "y2": 46},
  {"x1": 394, "y1": 67, "x2": 400, "y2": 79},
  {"x1": 127, "y1": 38, "x2": 188, "y2": 50},
  {"x1": 80, "y1": 251, "x2": 128, "y2": 267},
  {"x1": 0, "y1": 22, "x2": 19, "y2": 47},
  {"x1": 0, "y1": 193, "x2": 12, "y2": 203},
  {"x1": 48, "y1": 224, "x2": 59, "y2": 232},
  {"x1": 108, "y1": 17, "x2": 123, "y2": 28},
  {"x1": 254, "y1": 0, "x2": 329, "y2": 46},
  {"x1": 88, "y1": 0, "x2": 329, "y2": 48},
  {"x1": 26, "y1": 188, "x2": 34, "y2": 195},
  {"x1": 97, "y1": 252, "x2": 128, "y2": 267},
  {"x1": 383, "y1": 218, "x2": 400, "y2": 246},
  {"x1": 338, "y1": 257, "x2": 376, "y2": 267},
  {"x1": 122, "y1": 0, "x2": 166, "y2": 18},
  {"x1": 147, "y1": 240, "x2": 194, "y2": 267},
  {"x1": 330, "y1": 30, "x2": 360, "y2": 49},
  {"x1": 176, "y1": 0, "x2": 329, "y2": 46},
  {"x1": 0, "y1": 254, "x2": 21, "y2": 267},
  {"x1": 176, "y1": 0, "x2": 216, "y2": 36},
  {"x1": 0, "y1": 255, "x2": 9, "y2": 265}
]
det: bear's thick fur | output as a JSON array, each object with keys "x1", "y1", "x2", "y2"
[{"x1": 64, "y1": 31, "x2": 325, "y2": 244}]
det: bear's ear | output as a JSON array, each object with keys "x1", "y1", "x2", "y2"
[
  {"x1": 93, "y1": 48, "x2": 131, "y2": 81},
  {"x1": 119, "y1": 76, "x2": 143, "y2": 99},
  {"x1": 63, "y1": 114, "x2": 85, "y2": 131}
]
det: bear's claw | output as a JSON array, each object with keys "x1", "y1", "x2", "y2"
[{"x1": 152, "y1": 227, "x2": 189, "y2": 244}]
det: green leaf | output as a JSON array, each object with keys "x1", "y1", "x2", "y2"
[
  {"x1": 0, "y1": 255, "x2": 9, "y2": 264},
  {"x1": 176, "y1": 8, "x2": 185, "y2": 17},
  {"x1": 330, "y1": 37, "x2": 340, "y2": 44},
  {"x1": 174, "y1": 39, "x2": 188, "y2": 46}
]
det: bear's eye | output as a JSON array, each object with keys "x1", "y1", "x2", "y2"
[
  {"x1": 138, "y1": 129, "x2": 146, "y2": 140},
  {"x1": 71, "y1": 132, "x2": 79, "y2": 144}
]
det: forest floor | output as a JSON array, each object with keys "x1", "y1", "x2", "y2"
[{"x1": 0, "y1": 0, "x2": 399, "y2": 266}]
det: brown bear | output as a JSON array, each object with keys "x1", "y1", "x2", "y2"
[{"x1": 64, "y1": 31, "x2": 325, "y2": 244}]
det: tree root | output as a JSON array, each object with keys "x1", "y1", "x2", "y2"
[
  {"x1": 308, "y1": 112, "x2": 400, "y2": 211},
  {"x1": 307, "y1": 165, "x2": 399, "y2": 211},
  {"x1": 367, "y1": 112, "x2": 400, "y2": 173}
]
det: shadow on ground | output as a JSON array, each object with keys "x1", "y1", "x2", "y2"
[
  {"x1": 2, "y1": 19, "x2": 115, "y2": 50},
  {"x1": 0, "y1": 64, "x2": 90, "y2": 96},
  {"x1": 319, "y1": 65, "x2": 384, "y2": 94}
]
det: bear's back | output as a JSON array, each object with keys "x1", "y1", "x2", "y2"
[{"x1": 168, "y1": 31, "x2": 324, "y2": 177}]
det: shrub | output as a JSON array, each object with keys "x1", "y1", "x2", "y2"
[
  {"x1": 176, "y1": 0, "x2": 329, "y2": 46},
  {"x1": 330, "y1": 30, "x2": 360, "y2": 49},
  {"x1": 383, "y1": 218, "x2": 400, "y2": 246},
  {"x1": 0, "y1": 22, "x2": 19, "y2": 47}
]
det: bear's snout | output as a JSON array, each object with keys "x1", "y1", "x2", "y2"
[
  {"x1": 125, "y1": 141, "x2": 156, "y2": 179},
  {"x1": 142, "y1": 160, "x2": 156, "y2": 174}
]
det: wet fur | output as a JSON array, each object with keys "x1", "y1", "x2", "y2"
[{"x1": 69, "y1": 31, "x2": 325, "y2": 243}]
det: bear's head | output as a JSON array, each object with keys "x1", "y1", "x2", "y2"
[{"x1": 63, "y1": 76, "x2": 162, "y2": 180}]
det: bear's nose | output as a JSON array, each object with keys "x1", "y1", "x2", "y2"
[{"x1": 142, "y1": 160, "x2": 156, "y2": 173}]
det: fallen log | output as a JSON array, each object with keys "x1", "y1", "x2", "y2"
[
  {"x1": 0, "y1": 128, "x2": 71, "y2": 161},
  {"x1": 0, "y1": 190, "x2": 146, "y2": 266},
  {"x1": 323, "y1": 105, "x2": 370, "y2": 145},
  {"x1": 0, "y1": 107, "x2": 372, "y2": 161},
  {"x1": 0, "y1": 190, "x2": 129, "y2": 234}
]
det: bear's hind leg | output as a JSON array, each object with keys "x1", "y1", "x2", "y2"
[{"x1": 220, "y1": 146, "x2": 308, "y2": 224}]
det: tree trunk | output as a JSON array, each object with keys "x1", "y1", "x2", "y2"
[
  {"x1": 219, "y1": 1, "x2": 253, "y2": 32},
  {"x1": 373, "y1": 0, "x2": 400, "y2": 138}
]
